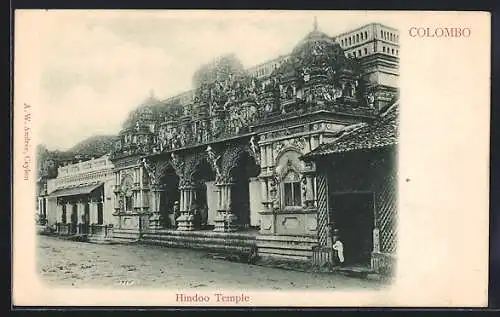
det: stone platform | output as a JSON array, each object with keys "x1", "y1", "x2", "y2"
[{"x1": 140, "y1": 228, "x2": 258, "y2": 258}]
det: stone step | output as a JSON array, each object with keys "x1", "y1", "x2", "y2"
[
  {"x1": 256, "y1": 234, "x2": 317, "y2": 244},
  {"x1": 146, "y1": 229, "x2": 256, "y2": 240},
  {"x1": 140, "y1": 238, "x2": 253, "y2": 254},
  {"x1": 141, "y1": 234, "x2": 254, "y2": 247},
  {"x1": 112, "y1": 237, "x2": 140, "y2": 244},
  {"x1": 258, "y1": 252, "x2": 310, "y2": 262},
  {"x1": 256, "y1": 241, "x2": 316, "y2": 251},
  {"x1": 112, "y1": 229, "x2": 140, "y2": 243},
  {"x1": 255, "y1": 235, "x2": 317, "y2": 262},
  {"x1": 258, "y1": 247, "x2": 313, "y2": 258}
]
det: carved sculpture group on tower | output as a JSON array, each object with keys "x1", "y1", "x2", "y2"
[{"x1": 111, "y1": 19, "x2": 383, "y2": 161}]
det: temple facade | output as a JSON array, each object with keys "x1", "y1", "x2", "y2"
[
  {"x1": 46, "y1": 155, "x2": 116, "y2": 241},
  {"x1": 107, "y1": 21, "x2": 399, "y2": 271}
]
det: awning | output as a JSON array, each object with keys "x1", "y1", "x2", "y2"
[{"x1": 48, "y1": 183, "x2": 103, "y2": 198}]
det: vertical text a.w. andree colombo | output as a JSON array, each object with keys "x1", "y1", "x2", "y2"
[{"x1": 23, "y1": 103, "x2": 32, "y2": 181}]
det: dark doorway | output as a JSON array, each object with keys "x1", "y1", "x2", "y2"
[
  {"x1": 159, "y1": 167, "x2": 180, "y2": 228},
  {"x1": 192, "y1": 160, "x2": 215, "y2": 229},
  {"x1": 231, "y1": 152, "x2": 260, "y2": 228},
  {"x1": 329, "y1": 192, "x2": 374, "y2": 266}
]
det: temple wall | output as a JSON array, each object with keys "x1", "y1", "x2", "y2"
[
  {"x1": 206, "y1": 181, "x2": 217, "y2": 225},
  {"x1": 249, "y1": 177, "x2": 261, "y2": 227}
]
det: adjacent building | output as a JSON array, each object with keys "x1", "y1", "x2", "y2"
[{"x1": 46, "y1": 155, "x2": 116, "y2": 241}]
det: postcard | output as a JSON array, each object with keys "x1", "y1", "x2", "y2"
[{"x1": 12, "y1": 10, "x2": 490, "y2": 307}]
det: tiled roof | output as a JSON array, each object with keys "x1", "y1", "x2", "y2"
[
  {"x1": 48, "y1": 182, "x2": 103, "y2": 198},
  {"x1": 302, "y1": 101, "x2": 399, "y2": 160}
]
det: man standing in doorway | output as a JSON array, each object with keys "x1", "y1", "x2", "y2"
[{"x1": 332, "y1": 233, "x2": 345, "y2": 267}]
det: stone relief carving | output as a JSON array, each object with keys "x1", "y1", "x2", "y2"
[
  {"x1": 170, "y1": 153, "x2": 185, "y2": 177},
  {"x1": 220, "y1": 146, "x2": 246, "y2": 183},
  {"x1": 268, "y1": 175, "x2": 280, "y2": 211},
  {"x1": 182, "y1": 152, "x2": 206, "y2": 186},
  {"x1": 273, "y1": 142, "x2": 285, "y2": 159},
  {"x1": 206, "y1": 145, "x2": 223, "y2": 182},
  {"x1": 248, "y1": 135, "x2": 261, "y2": 165},
  {"x1": 301, "y1": 175, "x2": 308, "y2": 208}
]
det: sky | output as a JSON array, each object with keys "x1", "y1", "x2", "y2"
[{"x1": 21, "y1": 10, "x2": 400, "y2": 151}]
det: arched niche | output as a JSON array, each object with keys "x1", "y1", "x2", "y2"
[
  {"x1": 274, "y1": 149, "x2": 305, "y2": 209},
  {"x1": 120, "y1": 174, "x2": 134, "y2": 212}
]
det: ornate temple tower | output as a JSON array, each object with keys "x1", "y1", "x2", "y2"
[{"x1": 251, "y1": 20, "x2": 379, "y2": 260}]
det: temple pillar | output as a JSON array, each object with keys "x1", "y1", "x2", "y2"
[
  {"x1": 213, "y1": 180, "x2": 238, "y2": 232},
  {"x1": 316, "y1": 173, "x2": 330, "y2": 247},
  {"x1": 149, "y1": 185, "x2": 162, "y2": 230},
  {"x1": 66, "y1": 202, "x2": 72, "y2": 222},
  {"x1": 76, "y1": 201, "x2": 85, "y2": 234},
  {"x1": 260, "y1": 177, "x2": 269, "y2": 211},
  {"x1": 57, "y1": 202, "x2": 64, "y2": 223},
  {"x1": 139, "y1": 166, "x2": 145, "y2": 212},
  {"x1": 176, "y1": 182, "x2": 196, "y2": 231},
  {"x1": 89, "y1": 200, "x2": 99, "y2": 224}
]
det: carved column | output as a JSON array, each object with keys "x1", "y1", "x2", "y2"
[
  {"x1": 259, "y1": 178, "x2": 269, "y2": 211},
  {"x1": 316, "y1": 173, "x2": 329, "y2": 247},
  {"x1": 89, "y1": 200, "x2": 99, "y2": 224},
  {"x1": 66, "y1": 202, "x2": 72, "y2": 223},
  {"x1": 213, "y1": 178, "x2": 237, "y2": 232},
  {"x1": 57, "y1": 202, "x2": 64, "y2": 223},
  {"x1": 373, "y1": 227, "x2": 380, "y2": 253},
  {"x1": 139, "y1": 165, "x2": 145, "y2": 212},
  {"x1": 76, "y1": 201, "x2": 85, "y2": 234},
  {"x1": 149, "y1": 184, "x2": 162, "y2": 230},
  {"x1": 177, "y1": 181, "x2": 196, "y2": 231}
]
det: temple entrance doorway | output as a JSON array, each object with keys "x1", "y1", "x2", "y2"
[
  {"x1": 230, "y1": 151, "x2": 260, "y2": 229},
  {"x1": 192, "y1": 160, "x2": 215, "y2": 229},
  {"x1": 329, "y1": 192, "x2": 374, "y2": 267},
  {"x1": 159, "y1": 166, "x2": 180, "y2": 228}
]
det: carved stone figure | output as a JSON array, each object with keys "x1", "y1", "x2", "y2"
[
  {"x1": 269, "y1": 176, "x2": 279, "y2": 210},
  {"x1": 170, "y1": 153, "x2": 184, "y2": 177},
  {"x1": 367, "y1": 92, "x2": 375, "y2": 108},
  {"x1": 301, "y1": 176, "x2": 308, "y2": 207},
  {"x1": 206, "y1": 145, "x2": 222, "y2": 182}
]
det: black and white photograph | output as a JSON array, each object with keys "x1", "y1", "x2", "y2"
[{"x1": 13, "y1": 10, "x2": 490, "y2": 307}]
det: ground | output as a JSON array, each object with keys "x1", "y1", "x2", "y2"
[{"x1": 37, "y1": 235, "x2": 386, "y2": 290}]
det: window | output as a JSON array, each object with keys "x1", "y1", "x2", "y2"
[
  {"x1": 383, "y1": 46, "x2": 386, "y2": 53},
  {"x1": 356, "y1": 34, "x2": 359, "y2": 42},
  {"x1": 364, "y1": 31, "x2": 368, "y2": 39},
  {"x1": 284, "y1": 182, "x2": 301, "y2": 207},
  {"x1": 125, "y1": 196, "x2": 133, "y2": 211},
  {"x1": 358, "y1": 49, "x2": 361, "y2": 56},
  {"x1": 391, "y1": 48, "x2": 395, "y2": 55},
  {"x1": 380, "y1": 30, "x2": 383, "y2": 38},
  {"x1": 364, "y1": 47, "x2": 368, "y2": 55},
  {"x1": 349, "y1": 37, "x2": 352, "y2": 45}
]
